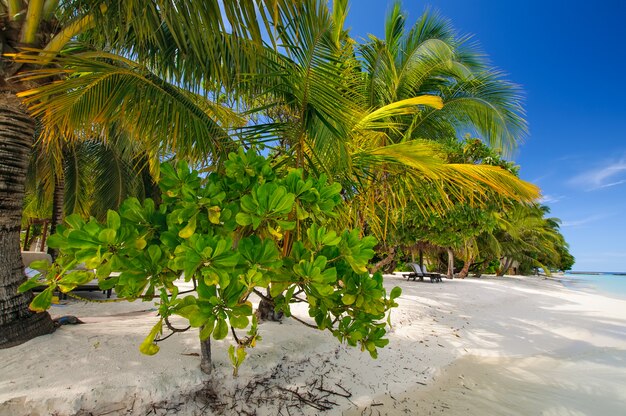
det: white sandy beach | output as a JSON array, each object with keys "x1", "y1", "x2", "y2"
[{"x1": 1, "y1": 274, "x2": 625, "y2": 415}]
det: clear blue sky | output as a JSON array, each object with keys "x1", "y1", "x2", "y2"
[{"x1": 344, "y1": 0, "x2": 626, "y2": 272}]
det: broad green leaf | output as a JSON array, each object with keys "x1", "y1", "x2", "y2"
[
  {"x1": 342, "y1": 293, "x2": 356, "y2": 305},
  {"x1": 139, "y1": 320, "x2": 162, "y2": 355},
  {"x1": 74, "y1": 248, "x2": 100, "y2": 265},
  {"x1": 199, "y1": 320, "x2": 216, "y2": 340},
  {"x1": 67, "y1": 230, "x2": 100, "y2": 249},
  {"x1": 235, "y1": 212, "x2": 253, "y2": 226},
  {"x1": 98, "y1": 229, "x2": 117, "y2": 244},
  {"x1": 189, "y1": 309, "x2": 213, "y2": 327},
  {"x1": 107, "y1": 210, "x2": 121, "y2": 230},
  {"x1": 236, "y1": 345, "x2": 247, "y2": 365},
  {"x1": 64, "y1": 214, "x2": 85, "y2": 230},
  {"x1": 58, "y1": 271, "x2": 94, "y2": 287},
  {"x1": 230, "y1": 314, "x2": 249, "y2": 329},
  {"x1": 96, "y1": 261, "x2": 111, "y2": 279},
  {"x1": 214, "y1": 318, "x2": 229, "y2": 340},
  {"x1": 390, "y1": 286, "x2": 402, "y2": 300},
  {"x1": 46, "y1": 233, "x2": 66, "y2": 249},
  {"x1": 18, "y1": 276, "x2": 43, "y2": 293},
  {"x1": 178, "y1": 215, "x2": 197, "y2": 239},
  {"x1": 29, "y1": 260, "x2": 50, "y2": 270},
  {"x1": 208, "y1": 206, "x2": 221, "y2": 224},
  {"x1": 30, "y1": 287, "x2": 54, "y2": 312},
  {"x1": 135, "y1": 238, "x2": 147, "y2": 250},
  {"x1": 147, "y1": 245, "x2": 162, "y2": 263}
]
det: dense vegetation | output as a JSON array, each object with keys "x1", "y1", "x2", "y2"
[{"x1": 1, "y1": 0, "x2": 572, "y2": 368}]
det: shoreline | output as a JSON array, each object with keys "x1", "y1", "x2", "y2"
[{"x1": 1, "y1": 274, "x2": 625, "y2": 415}]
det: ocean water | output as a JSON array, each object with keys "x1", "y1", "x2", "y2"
[{"x1": 561, "y1": 272, "x2": 626, "y2": 300}]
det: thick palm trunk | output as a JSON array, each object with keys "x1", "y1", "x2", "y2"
[{"x1": 0, "y1": 93, "x2": 55, "y2": 348}]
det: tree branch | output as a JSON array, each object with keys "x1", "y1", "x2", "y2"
[{"x1": 290, "y1": 314, "x2": 318, "y2": 329}]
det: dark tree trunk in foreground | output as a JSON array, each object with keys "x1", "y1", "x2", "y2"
[
  {"x1": 446, "y1": 248, "x2": 455, "y2": 279},
  {"x1": 0, "y1": 93, "x2": 55, "y2": 348}
]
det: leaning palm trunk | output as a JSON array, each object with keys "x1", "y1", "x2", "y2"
[
  {"x1": 371, "y1": 245, "x2": 396, "y2": 274},
  {"x1": 497, "y1": 257, "x2": 514, "y2": 276},
  {"x1": 0, "y1": 93, "x2": 55, "y2": 348},
  {"x1": 458, "y1": 255, "x2": 473, "y2": 278}
]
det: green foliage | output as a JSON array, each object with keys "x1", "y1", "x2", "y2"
[
  {"x1": 30, "y1": 148, "x2": 400, "y2": 370},
  {"x1": 228, "y1": 345, "x2": 247, "y2": 377},
  {"x1": 497, "y1": 204, "x2": 574, "y2": 274}
]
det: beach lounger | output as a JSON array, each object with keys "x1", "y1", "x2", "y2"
[
  {"x1": 407, "y1": 263, "x2": 442, "y2": 283},
  {"x1": 406, "y1": 263, "x2": 421, "y2": 281},
  {"x1": 421, "y1": 264, "x2": 443, "y2": 283}
]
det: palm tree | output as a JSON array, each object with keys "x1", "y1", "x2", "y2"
[
  {"x1": 0, "y1": 0, "x2": 266, "y2": 348},
  {"x1": 25, "y1": 128, "x2": 160, "y2": 259},
  {"x1": 494, "y1": 204, "x2": 567, "y2": 275},
  {"x1": 233, "y1": 1, "x2": 537, "y2": 236},
  {"x1": 350, "y1": 3, "x2": 532, "y2": 236}
]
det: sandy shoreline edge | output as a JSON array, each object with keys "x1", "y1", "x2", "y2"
[{"x1": 1, "y1": 274, "x2": 625, "y2": 415}]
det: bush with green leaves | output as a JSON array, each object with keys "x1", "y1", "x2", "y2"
[{"x1": 21, "y1": 148, "x2": 401, "y2": 370}]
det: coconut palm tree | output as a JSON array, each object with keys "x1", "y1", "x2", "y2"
[
  {"x1": 494, "y1": 204, "x2": 568, "y2": 275},
  {"x1": 25, "y1": 128, "x2": 161, "y2": 259},
  {"x1": 349, "y1": 3, "x2": 532, "y2": 238},
  {"x1": 0, "y1": 0, "x2": 265, "y2": 348},
  {"x1": 231, "y1": 0, "x2": 537, "y2": 237}
]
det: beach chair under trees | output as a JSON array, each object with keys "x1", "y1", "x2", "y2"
[
  {"x1": 407, "y1": 263, "x2": 443, "y2": 283},
  {"x1": 421, "y1": 264, "x2": 443, "y2": 282}
]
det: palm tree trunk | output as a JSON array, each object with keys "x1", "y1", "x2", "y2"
[
  {"x1": 371, "y1": 245, "x2": 395, "y2": 273},
  {"x1": 0, "y1": 92, "x2": 55, "y2": 348},
  {"x1": 458, "y1": 255, "x2": 473, "y2": 278},
  {"x1": 47, "y1": 175, "x2": 64, "y2": 260},
  {"x1": 446, "y1": 248, "x2": 454, "y2": 279},
  {"x1": 499, "y1": 257, "x2": 514, "y2": 276}
]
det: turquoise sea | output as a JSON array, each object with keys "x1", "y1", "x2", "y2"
[{"x1": 561, "y1": 272, "x2": 626, "y2": 300}]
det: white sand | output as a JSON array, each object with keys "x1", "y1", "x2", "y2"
[{"x1": 1, "y1": 275, "x2": 625, "y2": 415}]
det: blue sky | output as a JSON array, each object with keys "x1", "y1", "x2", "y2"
[{"x1": 344, "y1": 0, "x2": 626, "y2": 272}]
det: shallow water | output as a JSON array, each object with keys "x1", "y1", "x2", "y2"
[{"x1": 562, "y1": 273, "x2": 626, "y2": 300}]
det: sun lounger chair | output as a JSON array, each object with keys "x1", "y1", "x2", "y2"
[
  {"x1": 407, "y1": 263, "x2": 442, "y2": 283},
  {"x1": 406, "y1": 262, "x2": 423, "y2": 281},
  {"x1": 421, "y1": 264, "x2": 443, "y2": 283}
]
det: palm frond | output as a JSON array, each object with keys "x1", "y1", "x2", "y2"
[
  {"x1": 63, "y1": 142, "x2": 91, "y2": 217},
  {"x1": 17, "y1": 51, "x2": 238, "y2": 162}
]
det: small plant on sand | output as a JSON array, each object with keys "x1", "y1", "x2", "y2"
[{"x1": 21, "y1": 148, "x2": 401, "y2": 374}]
